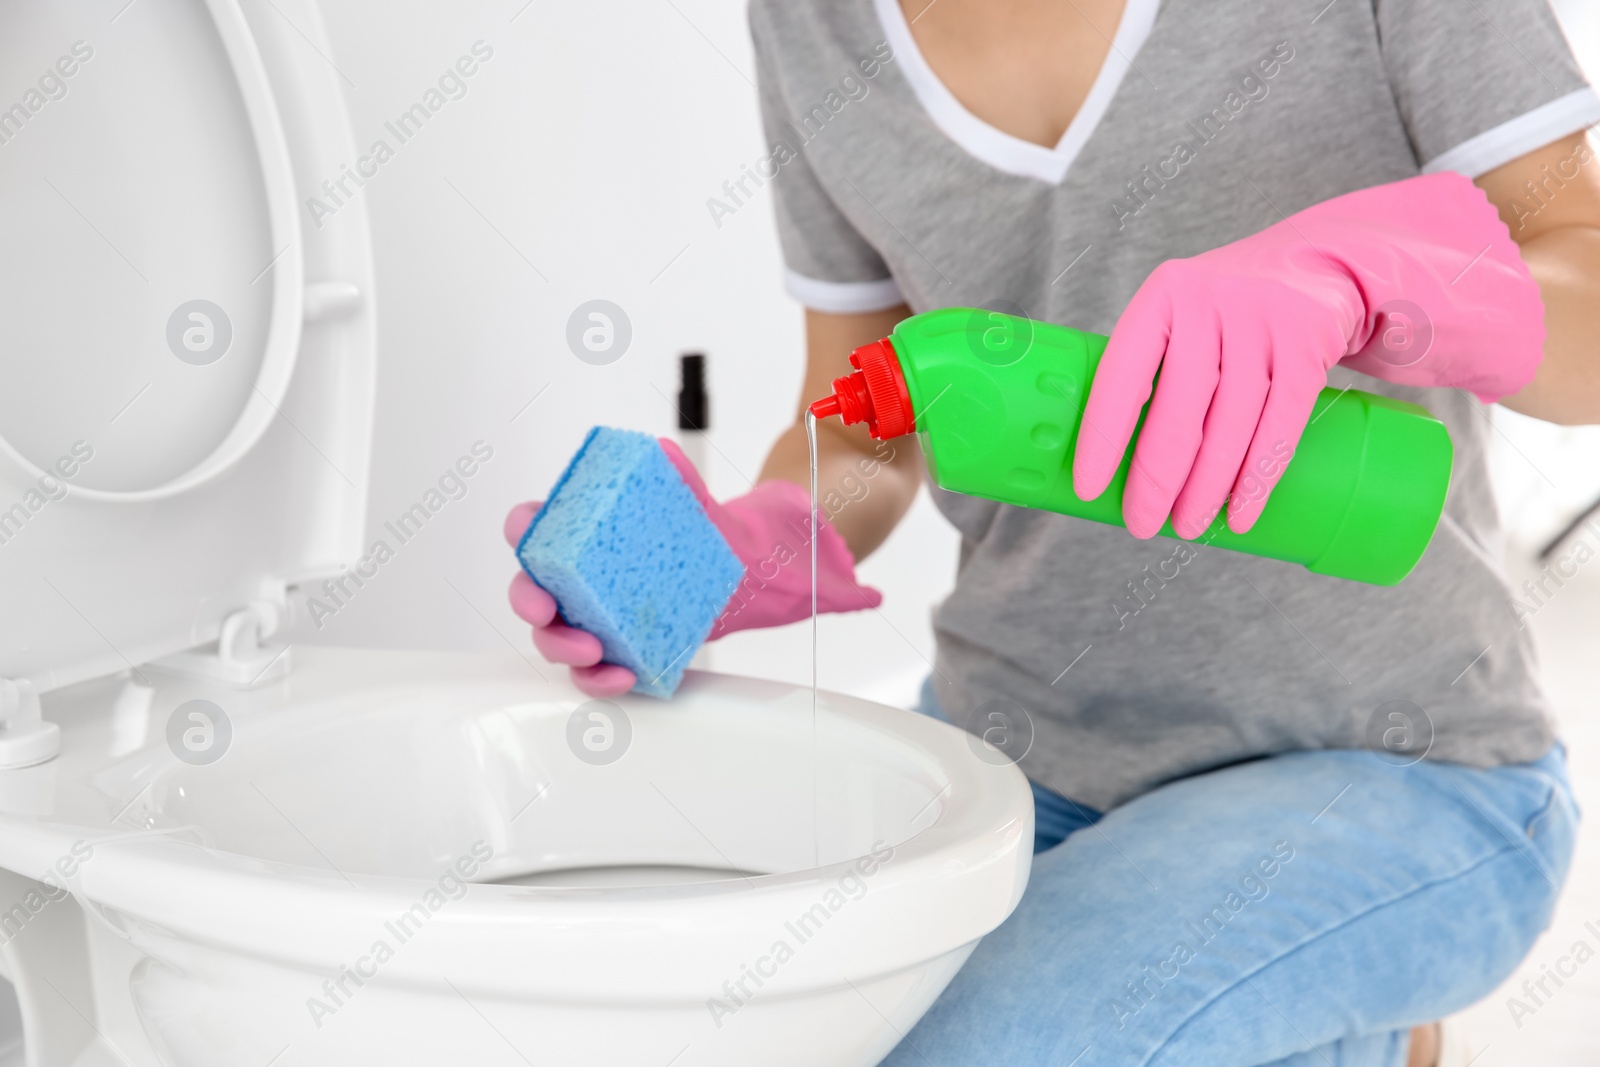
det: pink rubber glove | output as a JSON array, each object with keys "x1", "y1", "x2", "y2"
[
  {"x1": 656, "y1": 439, "x2": 882, "y2": 635},
  {"x1": 506, "y1": 438, "x2": 881, "y2": 697},
  {"x1": 1074, "y1": 171, "x2": 1544, "y2": 540}
]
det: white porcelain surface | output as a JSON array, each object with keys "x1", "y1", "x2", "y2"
[
  {"x1": 0, "y1": 648, "x2": 1032, "y2": 1065},
  {"x1": 0, "y1": 1, "x2": 1033, "y2": 1062},
  {"x1": 0, "y1": 0, "x2": 375, "y2": 694}
]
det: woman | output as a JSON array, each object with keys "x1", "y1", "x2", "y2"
[{"x1": 509, "y1": 0, "x2": 1599, "y2": 1062}]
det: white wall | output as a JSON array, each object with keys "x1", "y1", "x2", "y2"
[
  {"x1": 291, "y1": 0, "x2": 1600, "y2": 707},
  {"x1": 287, "y1": 0, "x2": 956, "y2": 705}
]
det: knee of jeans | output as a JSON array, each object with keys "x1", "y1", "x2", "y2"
[
  {"x1": 1463, "y1": 787, "x2": 1582, "y2": 989},
  {"x1": 1522, "y1": 778, "x2": 1581, "y2": 904}
]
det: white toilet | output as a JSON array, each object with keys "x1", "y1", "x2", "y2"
[{"x1": 0, "y1": 2, "x2": 1033, "y2": 1065}]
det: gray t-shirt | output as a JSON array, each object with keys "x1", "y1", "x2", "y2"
[{"x1": 749, "y1": 0, "x2": 1600, "y2": 810}]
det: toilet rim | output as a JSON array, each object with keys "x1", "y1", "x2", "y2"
[
  {"x1": 5, "y1": 764, "x2": 1029, "y2": 999},
  {"x1": 1, "y1": 674, "x2": 1032, "y2": 997}
]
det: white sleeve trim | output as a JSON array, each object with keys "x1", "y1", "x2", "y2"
[
  {"x1": 1423, "y1": 87, "x2": 1600, "y2": 178},
  {"x1": 781, "y1": 268, "x2": 906, "y2": 313}
]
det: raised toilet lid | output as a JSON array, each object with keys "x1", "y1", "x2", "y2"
[{"x1": 0, "y1": 0, "x2": 375, "y2": 692}]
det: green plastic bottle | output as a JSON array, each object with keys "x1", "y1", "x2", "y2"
[{"x1": 807, "y1": 307, "x2": 1453, "y2": 586}]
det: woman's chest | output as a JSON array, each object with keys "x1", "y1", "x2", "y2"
[
  {"x1": 776, "y1": 0, "x2": 1415, "y2": 327},
  {"x1": 897, "y1": 0, "x2": 1128, "y2": 150}
]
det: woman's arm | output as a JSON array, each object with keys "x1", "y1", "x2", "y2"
[
  {"x1": 760, "y1": 137, "x2": 1600, "y2": 556},
  {"x1": 1477, "y1": 133, "x2": 1600, "y2": 425},
  {"x1": 759, "y1": 306, "x2": 923, "y2": 560}
]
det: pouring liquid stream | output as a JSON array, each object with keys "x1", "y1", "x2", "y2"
[{"x1": 805, "y1": 409, "x2": 819, "y2": 869}]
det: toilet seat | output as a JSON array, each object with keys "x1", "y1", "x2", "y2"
[
  {"x1": 0, "y1": 0, "x2": 306, "y2": 503},
  {"x1": 0, "y1": 1, "x2": 1034, "y2": 1064},
  {"x1": 0, "y1": 0, "x2": 375, "y2": 703}
]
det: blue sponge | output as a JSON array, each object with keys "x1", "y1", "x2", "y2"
[{"x1": 517, "y1": 427, "x2": 745, "y2": 698}]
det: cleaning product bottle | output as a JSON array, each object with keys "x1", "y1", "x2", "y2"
[{"x1": 807, "y1": 307, "x2": 1453, "y2": 585}]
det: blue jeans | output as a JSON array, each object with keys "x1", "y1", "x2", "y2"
[{"x1": 889, "y1": 681, "x2": 1579, "y2": 1067}]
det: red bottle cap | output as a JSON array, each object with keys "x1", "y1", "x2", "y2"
[{"x1": 806, "y1": 336, "x2": 915, "y2": 440}]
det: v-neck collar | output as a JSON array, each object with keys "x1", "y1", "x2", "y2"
[{"x1": 874, "y1": 0, "x2": 1162, "y2": 184}]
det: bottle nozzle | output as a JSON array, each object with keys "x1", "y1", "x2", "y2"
[
  {"x1": 807, "y1": 394, "x2": 843, "y2": 421},
  {"x1": 805, "y1": 337, "x2": 915, "y2": 440}
]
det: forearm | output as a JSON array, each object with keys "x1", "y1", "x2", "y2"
[
  {"x1": 757, "y1": 304, "x2": 922, "y2": 560},
  {"x1": 1498, "y1": 225, "x2": 1600, "y2": 425},
  {"x1": 759, "y1": 418, "x2": 921, "y2": 560},
  {"x1": 1476, "y1": 134, "x2": 1600, "y2": 426}
]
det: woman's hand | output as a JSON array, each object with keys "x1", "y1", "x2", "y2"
[
  {"x1": 505, "y1": 502, "x2": 637, "y2": 698},
  {"x1": 1073, "y1": 253, "x2": 1355, "y2": 541},
  {"x1": 659, "y1": 438, "x2": 881, "y2": 636},
  {"x1": 505, "y1": 434, "x2": 885, "y2": 698},
  {"x1": 1073, "y1": 172, "x2": 1545, "y2": 540}
]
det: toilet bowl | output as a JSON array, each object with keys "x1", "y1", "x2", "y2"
[
  {"x1": 0, "y1": 650, "x2": 1030, "y2": 1066},
  {"x1": 0, "y1": 1, "x2": 1033, "y2": 1064}
]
